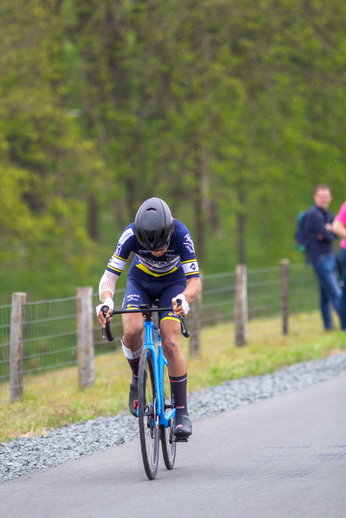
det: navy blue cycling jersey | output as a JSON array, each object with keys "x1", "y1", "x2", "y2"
[{"x1": 106, "y1": 219, "x2": 200, "y2": 281}]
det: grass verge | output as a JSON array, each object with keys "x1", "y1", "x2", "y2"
[{"x1": 0, "y1": 310, "x2": 345, "y2": 443}]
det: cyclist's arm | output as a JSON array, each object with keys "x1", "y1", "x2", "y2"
[
  {"x1": 172, "y1": 277, "x2": 201, "y2": 316},
  {"x1": 97, "y1": 271, "x2": 118, "y2": 326},
  {"x1": 183, "y1": 277, "x2": 202, "y2": 303},
  {"x1": 96, "y1": 224, "x2": 136, "y2": 326}
]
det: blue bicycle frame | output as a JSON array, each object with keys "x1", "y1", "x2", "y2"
[
  {"x1": 102, "y1": 302, "x2": 189, "y2": 479},
  {"x1": 142, "y1": 320, "x2": 175, "y2": 427},
  {"x1": 102, "y1": 302, "x2": 189, "y2": 427}
]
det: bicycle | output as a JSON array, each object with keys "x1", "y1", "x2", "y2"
[{"x1": 102, "y1": 301, "x2": 190, "y2": 480}]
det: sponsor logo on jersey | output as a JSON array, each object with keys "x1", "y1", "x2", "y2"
[
  {"x1": 137, "y1": 254, "x2": 180, "y2": 273},
  {"x1": 116, "y1": 228, "x2": 134, "y2": 256},
  {"x1": 183, "y1": 233, "x2": 195, "y2": 254},
  {"x1": 128, "y1": 294, "x2": 140, "y2": 300},
  {"x1": 119, "y1": 228, "x2": 134, "y2": 245},
  {"x1": 110, "y1": 257, "x2": 123, "y2": 268},
  {"x1": 168, "y1": 312, "x2": 174, "y2": 317},
  {"x1": 152, "y1": 261, "x2": 168, "y2": 268},
  {"x1": 181, "y1": 259, "x2": 199, "y2": 276}
]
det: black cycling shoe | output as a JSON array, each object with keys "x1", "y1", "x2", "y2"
[
  {"x1": 129, "y1": 377, "x2": 139, "y2": 418},
  {"x1": 173, "y1": 414, "x2": 192, "y2": 439}
]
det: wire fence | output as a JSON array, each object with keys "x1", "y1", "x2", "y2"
[{"x1": 0, "y1": 263, "x2": 323, "y2": 403}]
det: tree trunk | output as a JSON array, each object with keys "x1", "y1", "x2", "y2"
[{"x1": 88, "y1": 192, "x2": 100, "y2": 241}]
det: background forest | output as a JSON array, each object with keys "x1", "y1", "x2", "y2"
[{"x1": 1, "y1": 0, "x2": 346, "y2": 303}]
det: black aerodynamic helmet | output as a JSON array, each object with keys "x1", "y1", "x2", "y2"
[{"x1": 134, "y1": 197, "x2": 173, "y2": 251}]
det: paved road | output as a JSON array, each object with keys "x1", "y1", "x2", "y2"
[{"x1": 1, "y1": 374, "x2": 345, "y2": 518}]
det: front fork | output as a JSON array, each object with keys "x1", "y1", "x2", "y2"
[{"x1": 155, "y1": 328, "x2": 176, "y2": 427}]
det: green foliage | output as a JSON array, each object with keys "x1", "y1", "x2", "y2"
[
  {"x1": 1, "y1": 0, "x2": 346, "y2": 300},
  {"x1": 0, "y1": 0, "x2": 104, "y2": 290}
]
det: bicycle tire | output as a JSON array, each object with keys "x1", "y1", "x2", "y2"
[
  {"x1": 160, "y1": 362, "x2": 176, "y2": 470},
  {"x1": 138, "y1": 348, "x2": 159, "y2": 480}
]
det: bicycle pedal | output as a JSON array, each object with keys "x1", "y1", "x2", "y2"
[{"x1": 174, "y1": 436, "x2": 189, "y2": 443}]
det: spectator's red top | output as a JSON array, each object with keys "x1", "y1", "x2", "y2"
[{"x1": 335, "y1": 201, "x2": 346, "y2": 249}]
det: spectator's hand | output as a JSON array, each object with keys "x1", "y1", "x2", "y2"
[{"x1": 325, "y1": 223, "x2": 333, "y2": 232}]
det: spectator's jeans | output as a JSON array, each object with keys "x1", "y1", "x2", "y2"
[
  {"x1": 338, "y1": 247, "x2": 346, "y2": 330},
  {"x1": 311, "y1": 253, "x2": 342, "y2": 329}
]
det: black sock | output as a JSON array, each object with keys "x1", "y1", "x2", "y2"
[
  {"x1": 127, "y1": 358, "x2": 139, "y2": 379},
  {"x1": 170, "y1": 374, "x2": 188, "y2": 416}
]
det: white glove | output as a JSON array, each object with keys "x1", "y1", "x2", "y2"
[
  {"x1": 95, "y1": 297, "x2": 114, "y2": 317},
  {"x1": 172, "y1": 293, "x2": 190, "y2": 315}
]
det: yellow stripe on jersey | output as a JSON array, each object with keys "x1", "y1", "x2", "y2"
[
  {"x1": 185, "y1": 270, "x2": 200, "y2": 276},
  {"x1": 135, "y1": 263, "x2": 178, "y2": 278},
  {"x1": 160, "y1": 316, "x2": 180, "y2": 323},
  {"x1": 107, "y1": 265, "x2": 123, "y2": 273},
  {"x1": 113, "y1": 254, "x2": 127, "y2": 262}
]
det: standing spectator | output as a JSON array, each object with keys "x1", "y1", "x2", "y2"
[
  {"x1": 306, "y1": 185, "x2": 342, "y2": 330},
  {"x1": 332, "y1": 200, "x2": 346, "y2": 330}
]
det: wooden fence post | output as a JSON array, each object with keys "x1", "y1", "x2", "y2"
[
  {"x1": 76, "y1": 287, "x2": 95, "y2": 389},
  {"x1": 280, "y1": 259, "x2": 290, "y2": 335},
  {"x1": 235, "y1": 264, "x2": 248, "y2": 346},
  {"x1": 189, "y1": 277, "x2": 202, "y2": 358},
  {"x1": 10, "y1": 292, "x2": 26, "y2": 401}
]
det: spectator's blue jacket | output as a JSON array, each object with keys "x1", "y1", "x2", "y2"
[{"x1": 306, "y1": 206, "x2": 336, "y2": 262}]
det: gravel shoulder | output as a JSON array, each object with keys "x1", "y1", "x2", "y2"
[{"x1": 1, "y1": 352, "x2": 345, "y2": 483}]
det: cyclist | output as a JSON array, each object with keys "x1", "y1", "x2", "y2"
[{"x1": 96, "y1": 197, "x2": 201, "y2": 439}]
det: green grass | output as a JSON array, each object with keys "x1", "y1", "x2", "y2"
[{"x1": 0, "y1": 310, "x2": 345, "y2": 443}]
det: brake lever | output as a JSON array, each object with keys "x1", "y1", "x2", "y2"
[
  {"x1": 176, "y1": 298, "x2": 190, "y2": 338},
  {"x1": 102, "y1": 307, "x2": 114, "y2": 342}
]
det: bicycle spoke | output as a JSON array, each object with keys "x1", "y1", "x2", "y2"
[
  {"x1": 161, "y1": 361, "x2": 176, "y2": 470},
  {"x1": 138, "y1": 349, "x2": 159, "y2": 480}
]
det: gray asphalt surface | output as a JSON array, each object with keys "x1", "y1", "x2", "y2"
[{"x1": 1, "y1": 374, "x2": 345, "y2": 518}]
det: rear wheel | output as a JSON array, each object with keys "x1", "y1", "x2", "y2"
[
  {"x1": 138, "y1": 348, "x2": 159, "y2": 480},
  {"x1": 160, "y1": 361, "x2": 176, "y2": 470}
]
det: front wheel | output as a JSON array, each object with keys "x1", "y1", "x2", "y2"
[
  {"x1": 138, "y1": 348, "x2": 159, "y2": 480},
  {"x1": 160, "y1": 361, "x2": 176, "y2": 470}
]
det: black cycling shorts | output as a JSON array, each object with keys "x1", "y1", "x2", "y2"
[{"x1": 122, "y1": 270, "x2": 186, "y2": 323}]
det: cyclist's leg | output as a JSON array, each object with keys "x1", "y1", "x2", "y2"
[
  {"x1": 122, "y1": 312, "x2": 145, "y2": 417},
  {"x1": 158, "y1": 277, "x2": 187, "y2": 377},
  {"x1": 122, "y1": 278, "x2": 152, "y2": 416},
  {"x1": 160, "y1": 318, "x2": 186, "y2": 376},
  {"x1": 122, "y1": 312, "x2": 144, "y2": 356},
  {"x1": 160, "y1": 319, "x2": 192, "y2": 437},
  {"x1": 122, "y1": 278, "x2": 152, "y2": 365},
  {"x1": 159, "y1": 279, "x2": 192, "y2": 437}
]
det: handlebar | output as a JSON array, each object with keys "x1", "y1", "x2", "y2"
[{"x1": 101, "y1": 301, "x2": 190, "y2": 342}]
